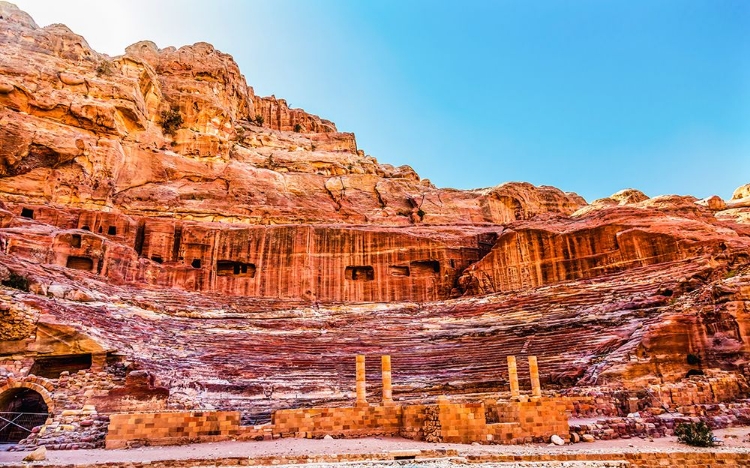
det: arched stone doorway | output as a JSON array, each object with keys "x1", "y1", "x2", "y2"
[{"x1": 0, "y1": 387, "x2": 50, "y2": 444}]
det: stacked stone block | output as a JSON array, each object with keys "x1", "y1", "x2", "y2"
[
  {"x1": 18, "y1": 405, "x2": 109, "y2": 450},
  {"x1": 434, "y1": 398, "x2": 486, "y2": 443},
  {"x1": 106, "y1": 411, "x2": 244, "y2": 449},
  {"x1": 272, "y1": 405, "x2": 401, "y2": 439}
]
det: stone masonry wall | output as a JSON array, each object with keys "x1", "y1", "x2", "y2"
[
  {"x1": 563, "y1": 372, "x2": 749, "y2": 418},
  {"x1": 105, "y1": 411, "x2": 264, "y2": 449},
  {"x1": 105, "y1": 398, "x2": 569, "y2": 449},
  {"x1": 272, "y1": 405, "x2": 401, "y2": 439}
]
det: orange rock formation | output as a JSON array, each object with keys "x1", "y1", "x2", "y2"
[{"x1": 0, "y1": 1, "x2": 749, "y2": 433}]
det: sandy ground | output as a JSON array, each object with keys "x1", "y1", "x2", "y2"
[{"x1": 1, "y1": 428, "x2": 749, "y2": 465}]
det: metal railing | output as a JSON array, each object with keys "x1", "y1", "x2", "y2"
[{"x1": 0, "y1": 412, "x2": 49, "y2": 444}]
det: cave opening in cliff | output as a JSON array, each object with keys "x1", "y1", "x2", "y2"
[
  {"x1": 65, "y1": 255, "x2": 94, "y2": 271},
  {"x1": 191, "y1": 259, "x2": 201, "y2": 268},
  {"x1": 0, "y1": 388, "x2": 49, "y2": 443},
  {"x1": 30, "y1": 354, "x2": 92, "y2": 379},
  {"x1": 345, "y1": 266, "x2": 374, "y2": 281},
  {"x1": 107, "y1": 226, "x2": 117, "y2": 236},
  {"x1": 389, "y1": 265, "x2": 410, "y2": 277},
  {"x1": 216, "y1": 260, "x2": 256, "y2": 277},
  {"x1": 410, "y1": 260, "x2": 440, "y2": 276},
  {"x1": 20, "y1": 208, "x2": 34, "y2": 219},
  {"x1": 151, "y1": 256, "x2": 163, "y2": 264},
  {"x1": 70, "y1": 234, "x2": 82, "y2": 248}
]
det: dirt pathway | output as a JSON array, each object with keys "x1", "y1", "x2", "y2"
[{"x1": 1, "y1": 428, "x2": 749, "y2": 466}]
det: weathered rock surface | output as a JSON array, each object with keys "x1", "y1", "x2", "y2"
[
  {"x1": 0, "y1": 1, "x2": 585, "y2": 226},
  {"x1": 0, "y1": 2, "x2": 749, "y2": 422},
  {"x1": 733, "y1": 184, "x2": 750, "y2": 201},
  {"x1": 22, "y1": 445, "x2": 46, "y2": 461}
]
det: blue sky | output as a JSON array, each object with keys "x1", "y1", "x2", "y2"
[{"x1": 13, "y1": 0, "x2": 750, "y2": 201}]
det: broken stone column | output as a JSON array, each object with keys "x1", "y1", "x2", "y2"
[
  {"x1": 529, "y1": 355, "x2": 541, "y2": 398},
  {"x1": 507, "y1": 355, "x2": 520, "y2": 400},
  {"x1": 356, "y1": 354, "x2": 367, "y2": 406},
  {"x1": 381, "y1": 355, "x2": 393, "y2": 406},
  {"x1": 628, "y1": 397, "x2": 639, "y2": 414}
]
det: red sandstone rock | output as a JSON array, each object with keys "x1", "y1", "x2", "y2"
[{"x1": 0, "y1": 3, "x2": 749, "y2": 423}]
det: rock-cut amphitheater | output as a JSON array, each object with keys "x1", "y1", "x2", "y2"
[{"x1": 1, "y1": 1, "x2": 750, "y2": 464}]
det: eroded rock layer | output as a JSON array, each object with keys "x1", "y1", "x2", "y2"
[{"x1": 0, "y1": 1, "x2": 749, "y2": 423}]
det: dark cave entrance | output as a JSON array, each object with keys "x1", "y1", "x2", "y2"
[
  {"x1": 30, "y1": 354, "x2": 92, "y2": 379},
  {"x1": 0, "y1": 388, "x2": 49, "y2": 444}
]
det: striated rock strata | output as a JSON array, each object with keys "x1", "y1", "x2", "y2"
[{"x1": 0, "y1": 1, "x2": 749, "y2": 433}]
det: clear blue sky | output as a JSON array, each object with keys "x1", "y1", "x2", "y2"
[{"x1": 12, "y1": 0, "x2": 750, "y2": 201}]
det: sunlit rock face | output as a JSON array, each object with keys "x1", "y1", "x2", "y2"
[{"x1": 1, "y1": 2, "x2": 750, "y2": 415}]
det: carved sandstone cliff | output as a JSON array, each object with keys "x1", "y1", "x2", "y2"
[
  {"x1": 0, "y1": 2, "x2": 749, "y2": 421},
  {"x1": 0, "y1": 2, "x2": 585, "y2": 226}
]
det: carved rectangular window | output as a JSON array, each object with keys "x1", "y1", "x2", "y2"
[
  {"x1": 345, "y1": 266, "x2": 374, "y2": 281},
  {"x1": 389, "y1": 266, "x2": 410, "y2": 277},
  {"x1": 107, "y1": 226, "x2": 117, "y2": 236},
  {"x1": 410, "y1": 260, "x2": 440, "y2": 276},
  {"x1": 216, "y1": 260, "x2": 256, "y2": 277},
  {"x1": 20, "y1": 208, "x2": 34, "y2": 219},
  {"x1": 66, "y1": 256, "x2": 94, "y2": 271},
  {"x1": 71, "y1": 234, "x2": 82, "y2": 248}
]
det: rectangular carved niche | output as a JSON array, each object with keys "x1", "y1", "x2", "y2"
[
  {"x1": 216, "y1": 260, "x2": 257, "y2": 277},
  {"x1": 30, "y1": 353, "x2": 92, "y2": 379},
  {"x1": 410, "y1": 260, "x2": 440, "y2": 276},
  {"x1": 345, "y1": 266, "x2": 374, "y2": 281},
  {"x1": 389, "y1": 265, "x2": 410, "y2": 277},
  {"x1": 66, "y1": 256, "x2": 94, "y2": 271}
]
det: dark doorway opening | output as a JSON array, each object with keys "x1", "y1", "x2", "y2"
[
  {"x1": 66, "y1": 256, "x2": 94, "y2": 271},
  {"x1": 216, "y1": 260, "x2": 256, "y2": 277},
  {"x1": 410, "y1": 260, "x2": 440, "y2": 276},
  {"x1": 30, "y1": 354, "x2": 92, "y2": 379},
  {"x1": 0, "y1": 388, "x2": 49, "y2": 444},
  {"x1": 345, "y1": 266, "x2": 374, "y2": 281}
]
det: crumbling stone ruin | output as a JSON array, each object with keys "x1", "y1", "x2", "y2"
[
  {"x1": 104, "y1": 355, "x2": 569, "y2": 448},
  {"x1": 1, "y1": 1, "x2": 750, "y2": 452}
]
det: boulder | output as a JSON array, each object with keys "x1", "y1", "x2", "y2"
[
  {"x1": 550, "y1": 434, "x2": 565, "y2": 445},
  {"x1": 23, "y1": 446, "x2": 47, "y2": 461}
]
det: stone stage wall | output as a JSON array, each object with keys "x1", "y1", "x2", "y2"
[
  {"x1": 105, "y1": 397, "x2": 569, "y2": 449},
  {"x1": 105, "y1": 354, "x2": 568, "y2": 449},
  {"x1": 105, "y1": 411, "x2": 263, "y2": 449}
]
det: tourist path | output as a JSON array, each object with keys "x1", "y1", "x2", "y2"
[{"x1": 2, "y1": 428, "x2": 750, "y2": 467}]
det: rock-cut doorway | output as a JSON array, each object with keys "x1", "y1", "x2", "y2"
[{"x1": 0, "y1": 388, "x2": 49, "y2": 444}]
